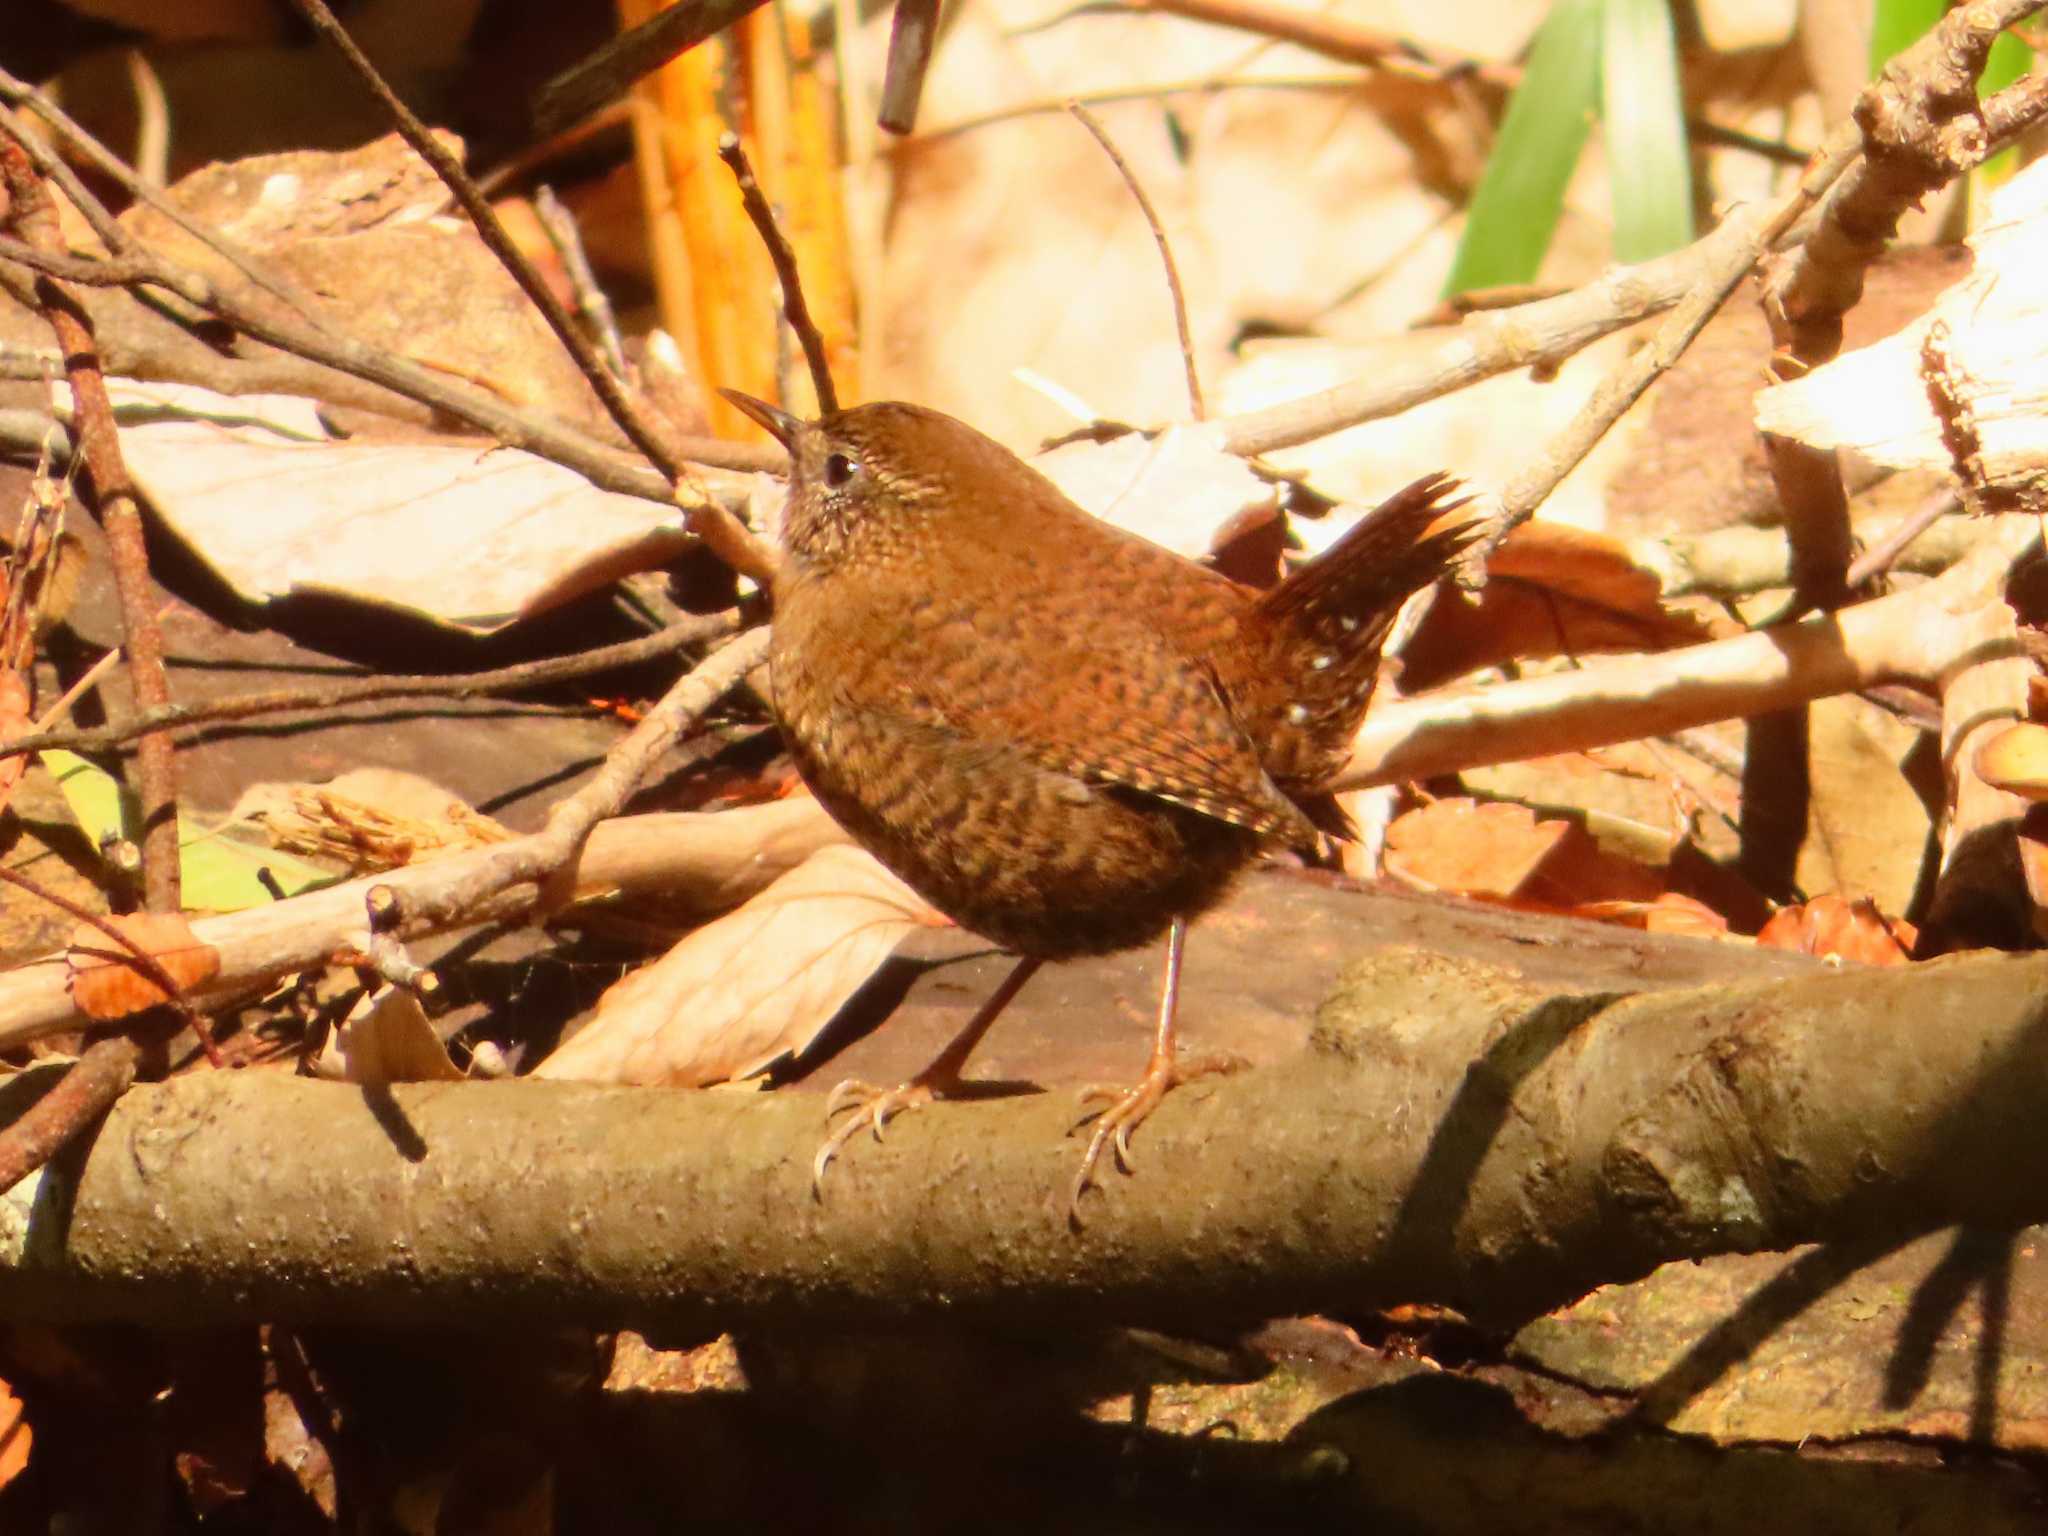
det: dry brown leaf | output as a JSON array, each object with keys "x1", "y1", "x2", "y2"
[
  {"x1": 1756, "y1": 894, "x2": 1918, "y2": 965},
  {"x1": 0, "y1": 671, "x2": 29, "y2": 817},
  {"x1": 1384, "y1": 797, "x2": 1669, "y2": 910},
  {"x1": 532, "y1": 844, "x2": 946, "y2": 1087},
  {"x1": 1402, "y1": 522, "x2": 1718, "y2": 688},
  {"x1": 1975, "y1": 722, "x2": 2048, "y2": 801},
  {"x1": 1384, "y1": 798, "x2": 1570, "y2": 897},
  {"x1": 65, "y1": 913, "x2": 221, "y2": 1019},
  {"x1": 313, "y1": 986, "x2": 465, "y2": 1085},
  {"x1": 0, "y1": 1374, "x2": 30, "y2": 1493},
  {"x1": 1576, "y1": 893, "x2": 1734, "y2": 942}
]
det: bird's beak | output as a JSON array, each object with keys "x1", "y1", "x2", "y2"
[{"x1": 720, "y1": 389, "x2": 802, "y2": 448}]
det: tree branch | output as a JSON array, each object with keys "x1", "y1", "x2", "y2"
[{"x1": 4, "y1": 935, "x2": 2043, "y2": 1334}]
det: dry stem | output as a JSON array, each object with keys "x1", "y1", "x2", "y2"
[{"x1": 1067, "y1": 101, "x2": 1204, "y2": 421}]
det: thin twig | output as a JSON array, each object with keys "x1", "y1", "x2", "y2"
[
  {"x1": 1067, "y1": 101, "x2": 1204, "y2": 421},
  {"x1": 0, "y1": 134, "x2": 182, "y2": 913},
  {"x1": 715, "y1": 135, "x2": 840, "y2": 415},
  {"x1": 0, "y1": 610, "x2": 743, "y2": 760},
  {"x1": 1844, "y1": 488, "x2": 1958, "y2": 591},
  {"x1": 530, "y1": 0, "x2": 774, "y2": 134},
  {"x1": 342, "y1": 626, "x2": 772, "y2": 933},
  {"x1": 0, "y1": 76, "x2": 331, "y2": 330},
  {"x1": 1474, "y1": 121, "x2": 1864, "y2": 566},
  {"x1": 30, "y1": 647, "x2": 121, "y2": 733},
  {"x1": 920, "y1": 73, "x2": 1366, "y2": 141},
  {"x1": 285, "y1": 0, "x2": 783, "y2": 584},
  {"x1": 878, "y1": 0, "x2": 943, "y2": 134},
  {"x1": 0, "y1": 1035, "x2": 141, "y2": 1192},
  {"x1": 533, "y1": 185, "x2": 629, "y2": 379}
]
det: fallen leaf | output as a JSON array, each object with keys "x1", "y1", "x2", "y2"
[
  {"x1": 1576, "y1": 892, "x2": 1734, "y2": 941},
  {"x1": 313, "y1": 985, "x2": 464, "y2": 1085},
  {"x1": 1383, "y1": 798, "x2": 1571, "y2": 897},
  {"x1": 1402, "y1": 521, "x2": 1718, "y2": 688},
  {"x1": 0, "y1": 1374, "x2": 30, "y2": 1492},
  {"x1": 106, "y1": 381, "x2": 691, "y2": 634},
  {"x1": 1974, "y1": 722, "x2": 2048, "y2": 800},
  {"x1": 1033, "y1": 424, "x2": 1279, "y2": 559},
  {"x1": 66, "y1": 912, "x2": 221, "y2": 1019},
  {"x1": 0, "y1": 670, "x2": 29, "y2": 818},
  {"x1": 1384, "y1": 796, "x2": 1670, "y2": 909},
  {"x1": 1756, "y1": 894, "x2": 1917, "y2": 965},
  {"x1": 532, "y1": 844, "x2": 947, "y2": 1086}
]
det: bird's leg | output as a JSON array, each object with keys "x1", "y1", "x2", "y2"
[
  {"x1": 1068, "y1": 917, "x2": 1245, "y2": 1225},
  {"x1": 812, "y1": 954, "x2": 1044, "y2": 1199}
]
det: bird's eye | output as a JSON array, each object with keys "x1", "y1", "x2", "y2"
[{"x1": 822, "y1": 451, "x2": 858, "y2": 489}]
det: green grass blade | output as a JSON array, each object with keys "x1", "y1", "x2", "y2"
[
  {"x1": 1602, "y1": 0, "x2": 1693, "y2": 260},
  {"x1": 1444, "y1": 0, "x2": 1604, "y2": 296}
]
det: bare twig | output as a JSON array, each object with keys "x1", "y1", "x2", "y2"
[
  {"x1": 534, "y1": 185, "x2": 628, "y2": 380},
  {"x1": 879, "y1": 0, "x2": 944, "y2": 134},
  {"x1": 0, "y1": 610, "x2": 743, "y2": 761},
  {"x1": 0, "y1": 76, "x2": 330, "y2": 329},
  {"x1": 1068, "y1": 102, "x2": 1204, "y2": 421},
  {"x1": 0, "y1": 790, "x2": 844, "y2": 1051},
  {"x1": 365, "y1": 626, "x2": 772, "y2": 932},
  {"x1": 1843, "y1": 488, "x2": 1959, "y2": 590},
  {"x1": 531, "y1": 0, "x2": 774, "y2": 135},
  {"x1": 285, "y1": 0, "x2": 781, "y2": 583},
  {"x1": 0, "y1": 135, "x2": 181, "y2": 912},
  {"x1": 0, "y1": 219, "x2": 783, "y2": 491},
  {"x1": 1474, "y1": 120, "x2": 1864, "y2": 566},
  {"x1": 1760, "y1": 7, "x2": 2048, "y2": 613},
  {"x1": 1339, "y1": 517, "x2": 2037, "y2": 790},
  {"x1": 0, "y1": 1037, "x2": 140, "y2": 1192},
  {"x1": 715, "y1": 135, "x2": 840, "y2": 415}
]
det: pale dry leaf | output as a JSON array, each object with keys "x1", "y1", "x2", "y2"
[
  {"x1": 532, "y1": 844, "x2": 947, "y2": 1087},
  {"x1": 313, "y1": 985, "x2": 464, "y2": 1084},
  {"x1": 106, "y1": 381, "x2": 689, "y2": 633},
  {"x1": 66, "y1": 912, "x2": 221, "y2": 1019},
  {"x1": 1033, "y1": 423, "x2": 1277, "y2": 558}
]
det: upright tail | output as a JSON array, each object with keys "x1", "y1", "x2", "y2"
[{"x1": 1236, "y1": 473, "x2": 1478, "y2": 795}]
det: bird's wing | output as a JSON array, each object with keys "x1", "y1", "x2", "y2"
[{"x1": 819, "y1": 579, "x2": 1316, "y2": 847}]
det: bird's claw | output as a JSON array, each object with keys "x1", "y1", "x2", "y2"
[
  {"x1": 1067, "y1": 1051, "x2": 1248, "y2": 1227},
  {"x1": 811, "y1": 1077, "x2": 938, "y2": 1201}
]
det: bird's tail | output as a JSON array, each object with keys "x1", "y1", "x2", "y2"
[{"x1": 1243, "y1": 473, "x2": 1478, "y2": 793}]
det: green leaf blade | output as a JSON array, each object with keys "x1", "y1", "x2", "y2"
[
  {"x1": 1602, "y1": 0, "x2": 1694, "y2": 261},
  {"x1": 1444, "y1": 0, "x2": 1604, "y2": 296}
]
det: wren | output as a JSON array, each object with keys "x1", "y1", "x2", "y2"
[{"x1": 725, "y1": 391, "x2": 1472, "y2": 1221}]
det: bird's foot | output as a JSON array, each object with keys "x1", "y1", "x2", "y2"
[
  {"x1": 811, "y1": 1075, "x2": 944, "y2": 1200},
  {"x1": 1067, "y1": 1049, "x2": 1248, "y2": 1226}
]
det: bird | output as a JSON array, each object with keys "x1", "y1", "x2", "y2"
[{"x1": 724, "y1": 390, "x2": 1473, "y2": 1222}]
